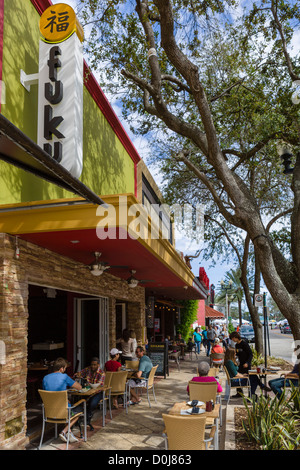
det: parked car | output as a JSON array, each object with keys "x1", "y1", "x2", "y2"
[
  {"x1": 239, "y1": 325, "x2": 255, "y2": 343},
  {"x1": 279, "y1": 321, "x2": 288, "y2": 332},
  {"x1": 281, "y1": 323, "x2": 292, "y2": 334}
]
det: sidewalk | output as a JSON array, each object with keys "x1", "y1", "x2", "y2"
[{"x1": 27, "y1": 350, "x2": 232, "y2": 451}]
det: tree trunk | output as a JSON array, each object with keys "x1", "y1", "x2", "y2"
[
  {"x1": 238, "y1": 300, "x2": 242, "y2": 327},
  {"x1": 240, "y1": 235, "x2": 264, "y2": 354}
]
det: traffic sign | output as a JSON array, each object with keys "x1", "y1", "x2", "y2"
[{"x1": 254, "y1": 294, "x2": 263, "y2": 307}]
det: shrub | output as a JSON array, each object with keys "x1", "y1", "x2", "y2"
[
  {"x1": 242, "y1": 386, "x2": 300, "y2": 450},
  {"x1": 176, "y1": 300, "x2": 198, "y2": 342}
]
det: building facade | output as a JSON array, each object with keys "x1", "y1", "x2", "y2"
[{"x1": 0, "y1": 0, "x2": 207, "y2": 449}]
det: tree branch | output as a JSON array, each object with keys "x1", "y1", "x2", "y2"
[
  {"x1": 271, "y1": 1, "x2": 300, "y2": 82},
  {"x1": 176, "y1": 151, "x2": 245, "y2": 228}
]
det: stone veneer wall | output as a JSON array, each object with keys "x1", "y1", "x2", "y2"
[{"x1": 0, "y1": 233, "x2": 145, "y2": 449}]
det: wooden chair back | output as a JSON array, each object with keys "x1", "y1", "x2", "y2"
[
  {"x1": 188, "y1": 381, "x2": 218, "y2": 402},
  {"x1": 223, "y1": 365, "x2": 231, "y2": 385},
  {"x1": 147, "y1": 365, "x2": 158, "y2": 388},
  {"x1": 38, "y1": 390, "x2": 68, "y2": 421},
  {"x1": 162, "y1": 414, "x2": 207, "y2": 450},
  {"x1": 207, "y1": 367, "x2": 219, "y2": 377},
  {"x1": 210, "y1": 352, "x2": 224, "y2": 365},
  {"x1": 109, "y1": 371, "x2": 128, "y2": 394}
]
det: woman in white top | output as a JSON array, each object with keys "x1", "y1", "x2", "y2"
[
  {"x1": 117, "y1": 329, "x2": 134, "y2": 365},
  {"x1": 130, "y1": 330, "x2": 138, "y2": 359}
]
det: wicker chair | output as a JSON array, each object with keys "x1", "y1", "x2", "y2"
[
  {"x1": 188, "y1": 380, "x2": 218, "y2": 403},
  {"x1": 97, "y1": 373, "x2": 112, "y2": 425},
  {"x1": 162, "y1": 414, "x2": 216, "y2": 450},
  {"x1": 223, "y1": 365, "x2": 251, "y2": 404},
  {"x1": 168, "y1": 351, "x2": 180, "y2": 371},
  {"x1": 188, "y1": 380, "x2": 222, "y2": 426},
  {"x1": 207, "y1": 367, "x2": 220, "y2": 377},
  {"x1": 209, "y1": 352, "x2": 225, "y2": 369},
  {"x1": 107, "y1": 371, "x2": 129, "y2": 413},
  {"x1": 38, "y1": 389, "x2": 87, "y2": 450},
  {"x1": 132, "y1": 365, "x2": 158, "y2": 407}
]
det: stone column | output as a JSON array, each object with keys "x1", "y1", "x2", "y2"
[{"x1": 0, "y1": 234, "x2": 29, "y2": 449}]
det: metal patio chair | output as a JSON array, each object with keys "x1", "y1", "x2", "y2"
[{"x1": 38, "y1": 389, "x2": 87, "y2": 450}]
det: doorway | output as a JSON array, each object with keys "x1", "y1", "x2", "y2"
[
  {"x1": 115, "y1": 302, "x2": 127, "y2": 340},
  {"x1": 76, "y1": 297, "x2": 109, "y2": 370}
]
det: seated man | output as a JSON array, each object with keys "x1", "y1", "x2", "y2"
[
  {"x1": 268, "y1": 362, "x2": 299, "y2": 399},
  {"x1": 128, "y1": 346, "x2": 153, "y2": 404},
  {"x1": 187, "y1": 361, "x2": 223, "y2": 394},
  {"x1": 74, "y1": 357, "x2": 105, "y2": 429},
  {"x1": 42, "y1": 357, "x2": 82, "y2": 443}
]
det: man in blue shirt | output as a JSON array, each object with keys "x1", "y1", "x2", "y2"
[
  {"x1": 128, "y1": 346, "x2": 153, "y2": 404},
  {"x1": 42, "y1": 357, "x2": 82, "y2": 443},
  {"x1": 268, "y1": 362, "x2": 299, "y2": 399}
]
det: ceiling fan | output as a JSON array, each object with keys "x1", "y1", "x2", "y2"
[
  {"x1": 126, "y1": 270, "x2": 155, "y2": 288},
  {"x1": 80, "y1": 252, "x2": 128, "y2": 276}
]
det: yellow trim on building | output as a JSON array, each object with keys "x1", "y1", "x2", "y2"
[{"x1": 0, "y1": 194, "x2": 195, "y2": 286}]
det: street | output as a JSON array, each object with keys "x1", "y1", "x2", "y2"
[{"x1": 266, "y1": 328, "x2": 295, "y2": 364}]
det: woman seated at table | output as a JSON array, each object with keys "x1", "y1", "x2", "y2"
[
  {"x1": 224, "y1": 347, "x2": 271, "y2": 397},
  {"x1": 187, "y1": 361, "x2": 223, "y2": 394}
]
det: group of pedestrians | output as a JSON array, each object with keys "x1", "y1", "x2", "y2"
[{"x1": 192, "y1": 323, "x2": 229, "y2": 356}]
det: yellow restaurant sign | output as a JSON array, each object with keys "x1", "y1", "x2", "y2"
[{"x1": 39, "y1": 3, "x2": 84, "y2": 43}]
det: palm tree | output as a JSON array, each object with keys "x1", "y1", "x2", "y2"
[{"x1": 216, "y1": 268, "x2": 245, "y2": 326}]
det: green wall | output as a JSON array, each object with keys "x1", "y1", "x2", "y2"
[{"x1": 0, "y1": 0, "x2": 135, "y2": 205}]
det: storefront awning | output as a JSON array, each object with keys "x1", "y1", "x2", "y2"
[
  {"x1": 205, "y1": 305, "x2": 224, "y2": 319},
  {"x1": 0, "y1": 114, "x2": 106, "y2": 206},
  {"x1": 0, "y1": 194, "x2": 207, "y2": 301}
]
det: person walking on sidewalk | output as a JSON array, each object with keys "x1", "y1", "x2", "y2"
[
  {"x1": 206, "y1": 325, "x2": 217, "y2": 356},
  {"x1": 193, "y1": 327, "x2": 202, "y2": 355}
]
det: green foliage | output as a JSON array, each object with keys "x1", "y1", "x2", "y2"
[
  {"x1": 242, "y1": 386, "x2": 300, "y2": 450},
  {"x1": 227, "y1": 320, "x2": 235, "y2": 334},
  {"x1": 250, "y1": 347, "x2": 264, "y2": 366},
  {"x1": 176, "y1": 300, "x2": 199, "y2": 341}
]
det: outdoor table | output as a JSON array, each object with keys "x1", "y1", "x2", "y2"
[
  {"x1": 168, "y1": 401, "x2": 220, "y2": 450},
  {"x1": 68, "y1": 385, "x2": 111, "y2": 428},
  {"x1": 124, "y1": 369, "x2": 136, "y2": 379},
  {"x1": 248, "y1": 369, "x2": 278, "y2": 397}
]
